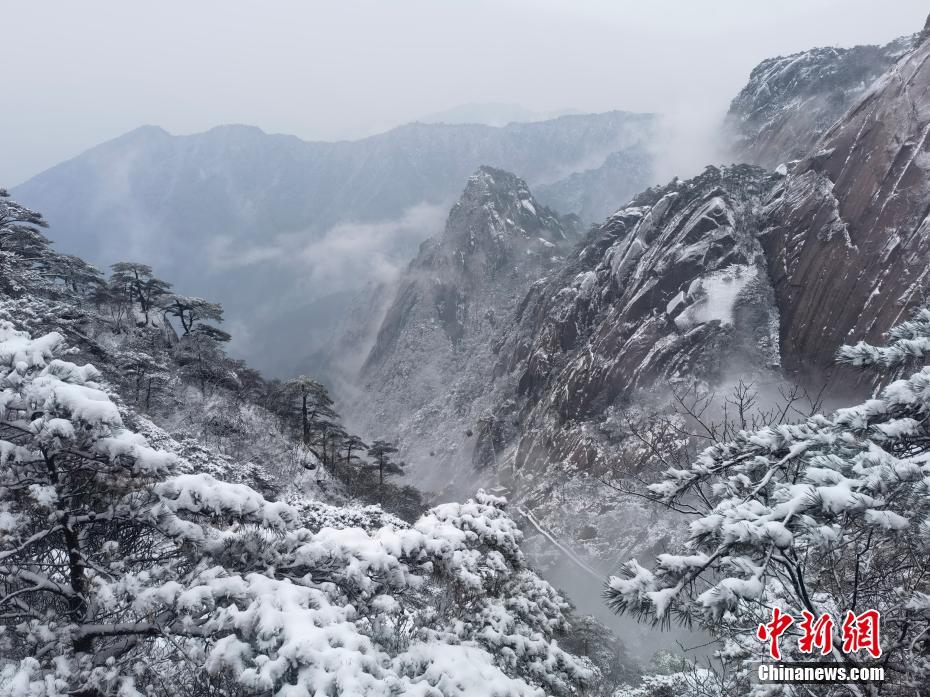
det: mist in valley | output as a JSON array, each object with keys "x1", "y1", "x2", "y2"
[{"x1": 4, "y1": 3, "x2": 930, "y2": 695}]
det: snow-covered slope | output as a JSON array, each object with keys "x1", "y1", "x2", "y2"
[
  {"x1": 479, "y1": 166, "x2": 781, "y2": 553},
  {"x1": 495, "y1": 166, "x2": 778, "y2": 468},
  {"x1": 11, "y1": 113, "x2": 654, "y2": 377},
  {"x1": 354, "y1": 167, "x2": 578, "y2": 493},
  {"x1": 726, "y1": 34, "x2": 915, "y2": 169},
  {"x1": 0, "y1": 182, "x2": 630, "y2": 697}
]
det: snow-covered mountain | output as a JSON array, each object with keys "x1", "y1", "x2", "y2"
[
  {"x1": 0, "y1": 183, "x2": 634, "y2": 696},
  {"x1": 351, "y1": 160, "x2": 782, "y2": 574},
  {"x1": 353, "y1": 167, "x2": 578, "y2": 493},
  {"x1": 10, "y1": 113, "x2": 655, "y2": 377},
  {"x1": 355, "y1": 22, "x2": 930, "y2": 582},
  {"x1": 725, "y1": 34, "x2": 915, "y2": 168},
  {"x1": 490, "y1": 165, "x2": 780, "y2": 481},
  {"x1": 10, "y1": 11, "x2": 930, "y2": 694},
  {"x1": 762, "y1": 27, "x2": 930, "y2": 387}
]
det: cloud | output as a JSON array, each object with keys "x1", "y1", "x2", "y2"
[
  {"x1": 208, "y1": 201, "x2": 449, "y2": 294},
  {"x1": 208, "y1": 242, "x2": 282, "y2": 269},
  {"x1": 647, "y1": 99, "x2": 733, "y2": 186}
]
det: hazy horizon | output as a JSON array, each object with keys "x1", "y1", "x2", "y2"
[{"x1": 2, "y1": 0, "x2": 926, "y2": 186}]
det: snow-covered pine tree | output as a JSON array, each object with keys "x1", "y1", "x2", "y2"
[
  {"x1": 108, "y1": 263, "x2": 172, "y2": 326},
  {"x1": 0, "y1": 190, "x2": 103, "y2": 303},
  {"x1": 0, "y1": 321, "x2": 296, "y2": 694},
  {"x1": 0, "y1": 189, "x2": 46, "y2": 247},
  {"x1": 0, "y1": 322, "x2": 594, "y2": 696},
  {"x1": 278, "y1": 376, "x2": 337, "y2": 459},
  {"x1": 605, "y1": 309, "x2": 930, "y2": 694},
  {"x1": 174, "y1": 331, "x2": 237, "y2": 395},
  {"x1": 163, "y1": 295, "x2": 224, "y2": 336},
  {"x1": 341, "y1": 433, "x2": 369, "y2": 493},
  {"x1": 367, "y1": 439, "x2": 401, "y2": 486}
]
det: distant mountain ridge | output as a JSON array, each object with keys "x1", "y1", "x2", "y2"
[
  {"x1": 418, "y1": 102, "x2": 580, "y2": 127},
  {"x1": 536, "y1": 145, "x2": 653, "y2": 223},
  {"x1": 11, "y1": 112, "x2": 655, "y2": 376}
]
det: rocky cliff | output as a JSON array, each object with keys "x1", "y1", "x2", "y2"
[
  {"x1": 357, "y1": 21, "x2": 930, "y2": 573},
  {"x1": 726, "y1": 35, "x2": 914, "y2": 168},
  {"x1": 352, "y1": 162, "x2": 786, "y2": 575},
  {"x1": 491, "y1": 25, "x2": 930, "y2": 554},
  {"x1": 354, "y1": 167, "x2": 578, "y2": 492},
  {"x1": 761, "y1": 29, "x2": 930, "y2": 385},
  {"x1": 486, "y1": 163, "x2": 779, "y2": 489}
]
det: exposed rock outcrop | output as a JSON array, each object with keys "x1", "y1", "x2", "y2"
[
  {"x1": 726, "y1": 35, "x2": 914, "y2": 168},
  {"x1": 357, "y1": 18, "x2": 930, "y2": 575},
  {"x1": 491, "y1": 165, "x2": 779, "y2": 484},
  {"x1": 762, "y1": 32, "x2": 930, "y2": 385},
  {"x1": 354, "y1": 167, "x2": 578, "y2": 492}
]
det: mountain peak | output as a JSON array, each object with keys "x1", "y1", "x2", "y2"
[
  {"x1": 202, "y1": 124, "x2": 268, "y2": 138},
  {"x1": 450, "y1": 167, "x2": 568, "y2": 248},
  {"x1": 118, "y1": 124, "x2": 171, "y2": 142},
  {"x1": 920, "y1": 12, "x2": 930, "y2": 44},
  {"x1": 463, "y1": 165, "x2": 531, "y2": 199}
]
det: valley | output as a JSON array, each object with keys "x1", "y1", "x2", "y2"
[{"x1": 4, "y1": 9, "x2": 930, "y2": 696}]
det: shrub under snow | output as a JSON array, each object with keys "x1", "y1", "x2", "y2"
[
  {"x1": 0, "y1": 322, "x2": 593, "y2": 697},
  {"x1": 606, "y1": 310, "x2": 930, "y2": 694}
]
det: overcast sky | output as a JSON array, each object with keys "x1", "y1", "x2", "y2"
[{"x1": 1, "y1": 0, "x2": 926, "y2": 185}]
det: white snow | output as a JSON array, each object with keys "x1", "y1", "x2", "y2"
[
  {"x1": 675, "y1": 265, "x2": 757, "y2": 330},
  {"x1": 864, "y1": 508, "x2": 910, "y2": 530}
]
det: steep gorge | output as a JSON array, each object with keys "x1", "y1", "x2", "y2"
[{"x1": 355, "y1": 21, "x2": 930, "y2": 579}]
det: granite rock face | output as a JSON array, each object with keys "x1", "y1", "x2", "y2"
[
  {"x1": 761, "y1": 32, "x2": 930, "y2": 385},
  {"x1": 489, "y1": 165, "x2": 780, "y2": 485},
  {"x1": 727, "y1": 35, "x2": 914, "y2": 168},
  {"x1": 358, "y1": 21, "x2": 930, "y2": 573},
  {"x1": 355, "y1": 167, "x2": 578, "y2": 492}
]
